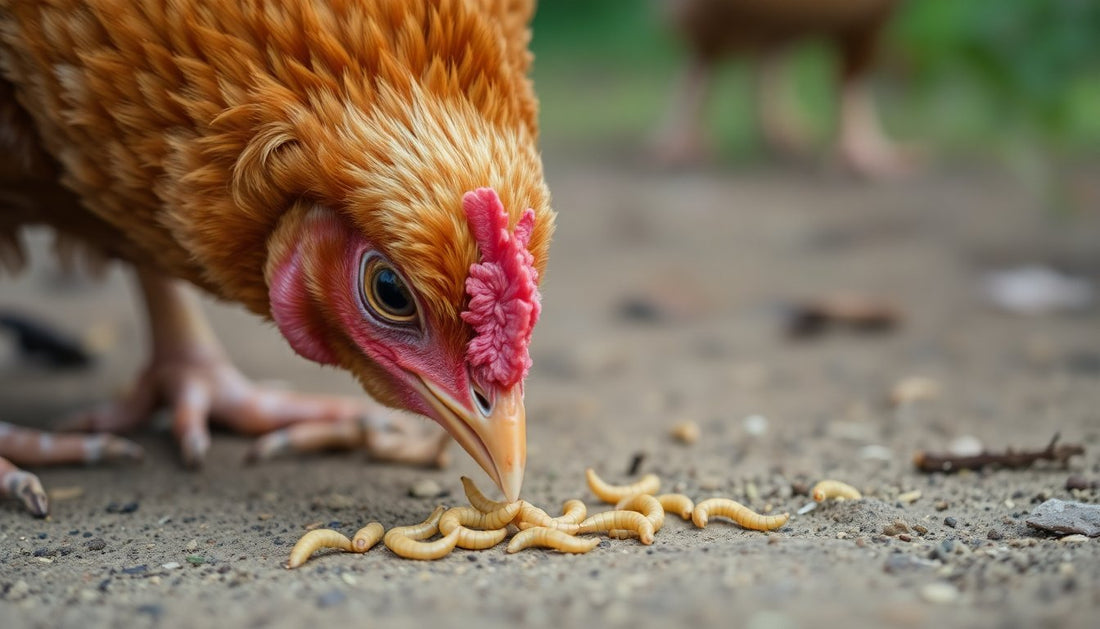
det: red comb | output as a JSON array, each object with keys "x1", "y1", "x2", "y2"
[{"x1": 461, "y1": 188, "x2": 540, "y2": 391}]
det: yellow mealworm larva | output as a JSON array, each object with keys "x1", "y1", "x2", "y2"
[
  {"x1": 286, "y1": 529, "x2": 353, "y2": 569},
  {"x1": 506, "y1": 527, "x2": 601, "y2": 554},
  {"x1": 452, "y1": 526, "x2": 509, "y2": 550},
  {"x1": 615, "y1": 493, "x2": 665, "y2": 532},
  {"x1": 440, "y1": 503, "x2": 521, "y2": 533},
  {"x1": 558, "y1": 499, "x2": 587, "y2": 525},
  {"x1": 388, "y1": 505, "x2": 447, "y2": 540},
  {"x1": 585, "y1": 468, "x2": 661, "y2": 504},
  {"x1": 811, "y1": 480, "x2": 862, "y2": 502},
  {"x1": 460, "y1": 476, "x2": 510, "y2": 513},
  {"x1": 383, "y1": 527, "x2": 460, "y2": 560},
  {"x1": 657, "y1": 494, "x2": 695, "y2": 520},
  {"x1": 608, "y1": 529, "x2": 637, "y2": 540},
  {"x1": 578, "y1": 510, "x2": 656, "y2": 544},
  {"x1": 351, "y1": 522, "x2": 385, "y2": 552},
  {"x1": 692, "y1": 498, "x2": 789, "y2": 532},
  {"x1": 515, "y1": 501, "x2": 582, "y2": 534}
]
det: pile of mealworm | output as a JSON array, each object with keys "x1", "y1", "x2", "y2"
[{"x1": 287, "y1": 471, "x2": 861, "y2": 566}]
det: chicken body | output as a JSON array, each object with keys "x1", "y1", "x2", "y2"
[
  {"x1": 656, "y1": 0, "x2": 908, "y2": 177},
  {"x1": 0, "y1": 0, "x2": 553, "y2": 515}
]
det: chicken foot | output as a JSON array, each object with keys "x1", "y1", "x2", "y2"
[{"x1": 59, "y1": 270, "x2": 450, "y2": 469}]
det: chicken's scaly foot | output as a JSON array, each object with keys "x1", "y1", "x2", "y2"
[
  {"x1": 59, "y1": 270, "x2": 450, "y2": 469},
  {"x1": 0, "y1": 422, "x2": 143, "y2": 516}
]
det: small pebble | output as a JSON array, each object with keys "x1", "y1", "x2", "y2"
[
  {"x1": 920, "y1": 582, "x2": 959, "y2": 604},
  {"x1": 947, "y1": 435, "x2": 983, "y2": 457},
  {"x1": 408, "y1": 479, "x2": 445, "y2": 499},
  {"x1": 987, "y1": 529, "x2": 1003, "y2": 541},
  {"x1": 85, "y1": 538, "x2": 107, "y2": 551},
  {"x1": 161, "y1": 562, "x2": 181, "y2": 570},
  {"x1": 898, "y1": 534, "x2": 912, "y2": 542},
  {"x1": 796, "y1": 502, "x2": 817, "y2": 515},
  {"x1": 913, "y1": 524, "x2": 928, "y2": 536},
  {"x1": 890, "y1": 377, "x2": 941, "y2": 406},
  {"x1": 1065, "y1": 475, "x2": 1095, "y2": 491},
  {"x1": 944, "y1": 517, "x2": 958, "y2": 528},
  {"x1": 1059, "y1": 534, "x2": 1089, "y2": 543},
  {"x1": 934, "y1": 501, "x2": 950, "y2": 511},
  {"x1": 743, "y1": 415, "x2": 769, "y2": 436},
  {"x1": 670, "y1": 420, "x2": 700, "y2": 445},
  {"x1": 883, "y1": 520, "x2": 910, "y2": 536}
]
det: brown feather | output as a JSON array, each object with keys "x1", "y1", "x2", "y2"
[{"x1": 0, "y1": 0, "x2": 552, "y2": 336}]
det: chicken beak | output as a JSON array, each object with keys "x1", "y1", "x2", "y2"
[{"x1": 416, "y1": 378, "x2": 526, "y2": 501}]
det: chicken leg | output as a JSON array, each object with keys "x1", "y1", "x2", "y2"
[{"x1": 59, "y1": 269, "x2": 450, "y2": 468}]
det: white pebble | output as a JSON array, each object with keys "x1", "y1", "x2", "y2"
[
  {"x1": 162, "y1": 562, "x2": 181, "y2": 570},
  {"x1": 859, "y1": 445, "x2": 894, "y2": 461},
  {"x1": 1060, "y1": 534, "x2": 1089, "y2": 543},
  {"x1": 743, "y1": 414, "x2": 769, "y2": 436},
  {"x1": 920, "y1": 582, "x2": 960, "y2": 604},
  {"x1": 948, "y1": 435, "x2": 983, "y2": 457},
  {"x1": 796, "y1": 502, "x2": 817, "y2": 515},
  {"x1": 408, "y1": 479, "x2": 443, "y2": 498}
]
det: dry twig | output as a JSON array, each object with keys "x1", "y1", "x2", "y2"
[{"x1": 913, "y1": 434, "x2": 1084, "y2": 473}]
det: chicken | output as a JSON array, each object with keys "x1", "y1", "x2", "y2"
[
  {"x1": 0, "y1": 0, "x2": 553, "y2": 516},
  {"x1": 654, "y1": 0, "x2": 909, "y2": 177}
]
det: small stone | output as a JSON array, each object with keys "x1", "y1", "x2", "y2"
[
  {"x1": 987, "y1": 529, "x2": 1003, "y2": 541},
  {"x1": 890, "y1": 377, "x2": 941, "y2": 406},
  {"x1": 161, "y1": 562, "x2": 181, "y2": 570},
  {"x1": 882, "y1": 520, "x2": 910, "y2": 536},
  {"x1": 408, "y1": 479, "x2": 444, "y2": 499},
  {"x1": 934, "y1": 501, "x2": 950, "y2": 511},
  {"x1": 796, "y1": 502, "x2": 817, "y2": 515},
  {"x1": 185, "y1": 555, "x2": 205, "y2": 566},
  {"x1": 185, "y1": 539, "x2": 199, "y2": 551},
  {"x1": 670, "y1": 420, "x2": 700, "y2": 445},
  {"x1": 944, "y1": 517, "x2": 958, "y2": 528},
  {"x1": 1025, "y1": 499, "x2": 1100, "y2": 537},
  {"x1": 1059, "y1": 534, "x2": 1089, "y2": 543},
  {"x1": 920, "y1": 582, "x2": 959, "y2": 604},
  {"x1": 84, "y1": 538, "x2": 107, "y2": 551},
  {"x1": 898, "y1": 534, "x2": 912, "y2": 542},
  {"x1": 947, "y1": 435, "x2": 983, "y2": 457},
  {"x1": 1065, "y1": 475, "x2": 1094, "y2": 491},
  {"x1": 743, "y1": 414, "x2": 769, "y2": 436},
  {"x1": 913, "y1": 525, "x2": 929, "y2": 536},
  {"x1": 122, "y1": 565, "x2": 148, "y2": 575}
]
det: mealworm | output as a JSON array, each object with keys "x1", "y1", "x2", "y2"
[
  {"x1": 383, "y1": 528, "x2": 460, "y2": 560},
  {"x1": 578, "y1": 510, "x2": 656, "y2": 544},
  {"x1": 515, "y1": 501, "x2": 583, "y2": 533},
  {"x1": 506, "y1": 527, "x2": 600, "y2": 554},
  {"x1": 460, "y1": 476, "x2": 510, "y2": 513},
  {"x1": 691, "y1": 498, "x2": 789, "y2": 532},
  {"x1": 286, "y1": 529, "x2": 353, "y2": 569},
  {"x1": 615, "y1": 493, "x2": 665, "y2": 532},
  {"x1": 585, "y1": 468, "x2": 661, "y2": 504},
  {"x1": 437, "y1": 504, "x2": 519, "y2": 549},
  {"x1": 608, "y1": 529, "x2": 637, "y2": 540},
  {"x1": 811, "y1": 480, "x2": 862, "y2": 502},
  {"x1": 388, "y1": 505, "x2": 447, "y2": 540},
  {"x1": 657, "y1": 493, "x2": 695, "y2": 520},
  {"x1": 558, "y1": 499, "x2": 587, "y2": 524},
  {"x1": 440, "y1": 503, "x2": 521, "y2": 533},
  {"x1": 351, "y1": 522, "x2": 385, "y2": 552}
]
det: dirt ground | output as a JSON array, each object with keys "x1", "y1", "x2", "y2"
[{"x1": 1, "y1": 155, "x2": 1098, "y2": 629}]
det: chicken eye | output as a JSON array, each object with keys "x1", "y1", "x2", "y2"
[{"x1": 362, "y1": 258, "x2": 418, "y2": 324}]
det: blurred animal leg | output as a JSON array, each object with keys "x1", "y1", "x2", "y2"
[
  {"x1": 754, "y1": 52, "x2": 814, "y2": 158},
  {"x1": 62, "y1": 269, "x2": 450, "y2": 468},
  {"x1": 833, "y1": 27, "x2": 913, "y2": 178},
  {"x1": 651, "y1": 57, "x2": 715, "y2": 165},
  {"x1": 0, "y1": 422, "x2": 142, "y2": 516}
]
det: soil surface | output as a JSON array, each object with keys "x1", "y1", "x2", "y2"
[{"x1": 2, "y1": 156, "x2": 1099, "y2": 628}]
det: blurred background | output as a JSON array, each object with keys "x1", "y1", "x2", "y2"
[{"x1": 529, "y1": 0, "x2": 1100, "y2": 200}]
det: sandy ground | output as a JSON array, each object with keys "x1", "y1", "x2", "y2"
[{"x1": 1, "y1": 155, "x2": 1099, "y2": 629}]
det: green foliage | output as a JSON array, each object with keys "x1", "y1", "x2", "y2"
[{"x1": 528, "y1": 0, "x2": 1100, "y2": 153}]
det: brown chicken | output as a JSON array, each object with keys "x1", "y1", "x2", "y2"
[
  {"x1": 655, "y1": 0, "x2": 908, "y2": 177},
  {"x1": 0, "y1": 0, "x2": 554, "y2": 515}
]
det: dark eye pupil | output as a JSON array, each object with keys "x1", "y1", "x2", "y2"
[{"x1": 374, "y1": 268, "x2": 413, "y2": 315}]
